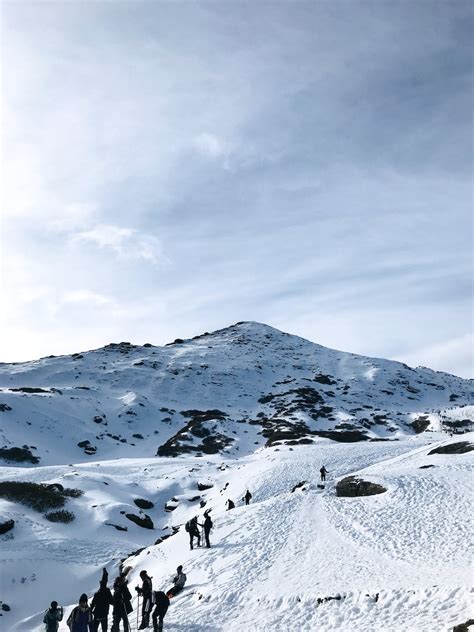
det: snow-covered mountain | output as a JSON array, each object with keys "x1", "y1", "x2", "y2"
[
  {"x1": 0, "y1": 322, "x2": 472, "y2": 467},
  {"x1": 0, "y1": 322, "x2": 473, "y2": 631}
]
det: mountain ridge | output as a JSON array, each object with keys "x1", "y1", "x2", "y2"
[{"x1": 0, "y1": 321, "x2": 472, "y2": 466}]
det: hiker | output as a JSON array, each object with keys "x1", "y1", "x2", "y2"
[
  {"x1": 135, "y1": 570, "x2": 153, "y2": 630},
  {"x1": 111, "y1": 575, "x2": 132, "y2": 632},
  {"x1": 166, "y1": 565, "x2": 187, "y2": 598},
  {"x1": 43, "y1": 601, "x2": 63, "y2": 632},
  {"x1": 244, "y1": 489, "x2": 252, "y2": 505},
  {"x1": 226, "y1": 498, "x2": 235, "y2": 510},
  {"x1": 320, "y1": 465, "x2": 328, "y2": 482},
  {"x1": 67, "y1": 594, "x2": 94, "y2": 632},
  {"x1": 200, "y1": 510, "x2": 213, "y2": 548},
  {"x1": 151, "y1": 591, "x2": 169, "y2": 632},
  {"x1": 185, "y1": 516, "x2": 201, "y2": 549},
  {"x1": 91, "y1": 570, "x2": 114, "y2": 632}
]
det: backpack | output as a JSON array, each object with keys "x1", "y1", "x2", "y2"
[{"x1": 185, "y1": 520, "x2": 192, "y2": 532}]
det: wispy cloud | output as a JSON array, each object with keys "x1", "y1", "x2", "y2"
[
  {"x1": 1, "y1": 1, "x2": 472, "y2": 375},
  {"x1": 72, "y1": 224, "x2": 166, "y2": 264}
]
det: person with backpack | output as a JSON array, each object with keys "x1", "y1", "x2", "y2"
[
  {"x1": 91, "y1": 571, "x2": 114, "y2": 632},
  {"x1": 111, "y1": 575, "x2": 132, "y2": 632},
  {"x1": 135, "y1": 570, "x2": 153, "y2": 630},
  {"x1": 151, "y1": 591, "x2": 169, "y2": 632},
  {"x1": 185, "y1": 516, "x2": 201, "y2": 549},
  {"x1": 200, "y1": 510, "x2": 213, "y2": 548},
  {"x1": 244, "y1": 489, "x2": 252, "y2": 505},
  {"x1": 43, "y1": 601, "x2": 63, "y2": 632},
  {"x1": 320, "y1": 465, "x2": 328, "y2": 482},
  {"x1": 226, "y1": 498, "x2": 235, "y2": 511},
  {"x1": 166, "y1": 566, "x2": 186, "y2": 598},
  {"x1": 67, "y1": 594, "x2": 94, "y2": 632}
]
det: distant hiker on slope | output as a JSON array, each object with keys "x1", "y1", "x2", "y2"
[
  {"x1": 91, "y1": 570, "x2": 113, "y2": 632},
  {"x1": 166, "y1": 566, "x2": 187, "y2": 598},
  {"x1": 135, "y1": 570, "x2": 153, "y2": 630},
  {"x1": 199, "y1": 510, "x2": 213, "y2": 548},
  {"x1": 244, "y1": 489, "x2": 252, "y2": 505},
  {"x1": 185, "y1": 516, "x2": 201, "y2": 549},
  {"x1": 43, "y1": 601, "x2": 63, "y2": 632},
  {"x1": 111, "y1": 575, "x2": 133, "y2": 632},
  {"x1": 151, "y1": 591, "x2": 169, "y2": 632},
  {"x1": 226, "y1": 498, "x2": 235, "y2": 510},
  {"x1": 320, "y1": 466, "x2": 328, "y2": 482},
  {"x1": 67, "y1": 594, "x2": 93, "y2": 632}
]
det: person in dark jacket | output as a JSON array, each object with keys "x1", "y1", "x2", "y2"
[
  {"x1": 135, "y1": 570, "x2": 153, "y2": 630},
  {"x1": 67, "y1": 594, "x2": 94, "y2": 632},
  {"x1": 91, "y1": 576, "x2": 114, "y2": 632},
  {"x1": 320, "y1": 465, "x2": 328, "y2": 482},
  {"x1": 111, "y1": 576, "x2": 132, "y2": 632},
  {"x1": 200, "y1": 511, "x2": 213, "y2": 548},
  {"x1": 151, "y1": 591, "x2": 169, "y2": 632},
  {"x1": 187, "y1": 516, "x2": 201, "y2": 550},
  {"x1": 226, "y1": 499, "x2": 235, "y2": 510},
  {"x1": 43, "y1": 601, "x2": 63, "y2": 632},
  {"x1": 244, "y1": 489, "x2": 252, "y2": 505},
  {"x1": 166, "y1": 566, "x2": 186, "y2": 598}
]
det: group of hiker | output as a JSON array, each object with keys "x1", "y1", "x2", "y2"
[
  {"x1": 43, "y1": 488, "x2": 255, "y2": 632},
  {"x1": 43, "y1": 566, "x2": 186, "y2": 632}
]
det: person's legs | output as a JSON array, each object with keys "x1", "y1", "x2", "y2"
[
  {"x1": 122, "y1": 612, "x2": 130, "y2": 632},
  {"x1": 189, "y1": 532, "x2": 194, "y2": 549},
  {"x1": 111, "y1": 612, "x2": 120, "y2": 632},
  {"x1": 205, "y1": 529, "x2": 210, "y2": 547},
  {"x1": 157, "y1": 614, "x2": 164, "y2": 632}
]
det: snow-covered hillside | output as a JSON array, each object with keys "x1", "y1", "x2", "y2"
[
  {"x1": 0, "y1": 322, "x2": 472, "y2": 631},
  {"x1": 0, "y1": 322, "x2": 472, "y2": 467},
  {"x1": 1, "y1": 436, "x2": 473, "y2": 631}
]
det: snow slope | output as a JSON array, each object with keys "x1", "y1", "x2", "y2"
[
  {"x1": 2, "y1": 435, "x2": 473, "y2": 631},
  {"x1": 0, "y1": 322, "x2": 472, "y2": 466},
  {"x1": 0, "y1": 322, "x2": 472, "y2": 631}
]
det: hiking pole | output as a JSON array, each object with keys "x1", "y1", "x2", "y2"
[{"x1": 136, "y1": 593, "x2": 140, "y2": 629}]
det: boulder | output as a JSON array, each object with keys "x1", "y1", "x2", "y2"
[
  {"x1": 197, "y1": 482, "x2": 213, "y2": 491},
  {"x1": 428, "y1": 442, "x2": 474, "y2": 455},
  {"x1": 133, "y1": 498, "x2": 154, "y2": 510},
  {"x1": 125, "y1": 513, "x2": 154, "y2": 529},
  {"x1": 336, "y1": 476, "x2": 387, "y2": 497},
  {"x1": 0, "y1": 518, "x2": 14, "y2": 535}
]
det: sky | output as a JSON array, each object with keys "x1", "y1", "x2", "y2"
[{"x1": 1, "y1": 1, "x2": 472, "y2": 377}]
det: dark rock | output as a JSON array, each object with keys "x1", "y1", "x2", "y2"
[
  {"x1": 11, "y1": 387, "x2": 50, "y2": 393},
  {"x1": 410, "y1": 415, "x2": 430, "y2": 433},
  {"x1": 453, "y1": 619, "x2": 474, "y2": 632},
  {"x1": 1, "y1": 604, "x2": 11, "y2": 611},
  {"x1": 0, "y1": 404, "x2": 12, "y2": 412},
  {"x1": 197, "y1": 482, "x2": 213, "y2": 491},
  {"x1": 46, "y1": 483, "x2": 64, "y2": 492},
  {"x1": 188, "y1": 496, "x2": 201, "y2": 502},
  {"x1": 105, "y1": 522, "x2": 128, "y2": 532},
  {"x1": 77, "y1": 440, "x2": 90, "y2": 448},
  {"x1": 428, "y1": 442, "x2": 474, "y2": 455},
  {"x1": 0, "y1": 447, "x2": 40, "y2": 464},
  {"x1": 419, "y1": 465, "x2": 436, "y2": 469},
  {"x1": 336, "y1": 476, "x2": 387, "y2": 497},
  {"x1": 125, "y1": 513, "x2": 154, "y2": 529},
  {"x1": 314, "y1": 430, "x2": 369, "y2": 443},
  {"x1": 313, "y1": 373, "x2": 337, "y2": 385},
  {"x1": 133, "y1": 498, "x2": 154, "y2": 509},
  {"x1": 291, "y1": 481, "x2": 307, "y2": 493},
  {"x1": 0, "y1": 518, "x2": 14, "y2": 534}
]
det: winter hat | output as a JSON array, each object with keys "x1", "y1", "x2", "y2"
[
  {"x1": 50, "y1": 601, "x2": 58, "y2": 610},
  {"x1": 140, "y1": 570, "x2": 148, "y2": 579},
  {"x1": 177, "y1": 565, "x2": 183, "y2": 572},
  {"x1": 79, "y1": 593, "x2": 88, "y2": 604}
]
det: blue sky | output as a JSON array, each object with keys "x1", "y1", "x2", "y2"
[{"x1": 1, "y1": 1, "x2": 472, "y2": 377}]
